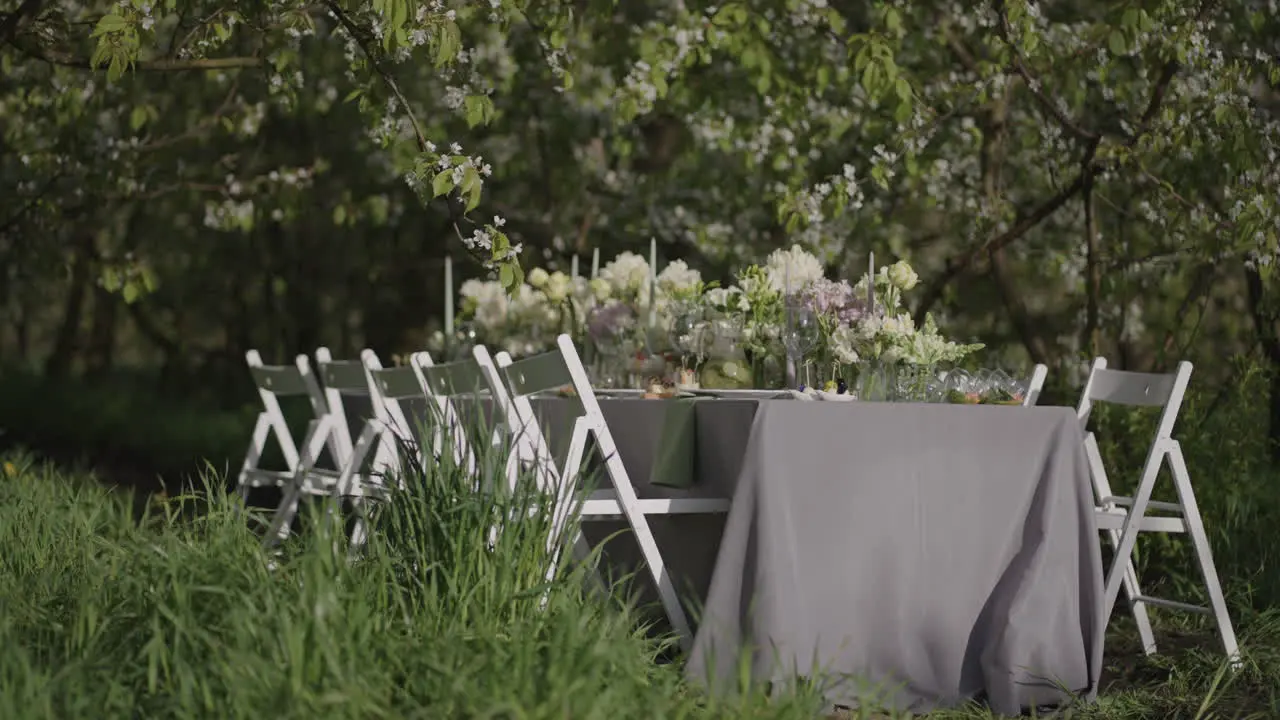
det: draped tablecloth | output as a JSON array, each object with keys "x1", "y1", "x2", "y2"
[
  {"x1": 682, "y1": 401, "x2": 1104, "y2": 715},
  {"x1": 406, "y1": 396, "x2": 1104, "y2": 714}
]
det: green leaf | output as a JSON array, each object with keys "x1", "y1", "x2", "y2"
[
  {"x1": 462, "y1": 167, "x2": 482, "y2": 211},
  {"x1": 333, "y1": 205, "x2": 347, "y2": 225},
  {"x1": 122, "y1": 282, "x2": 139, "y2": 304},
  {"x1": 1107, "y1": 30, "x2": 1126, "y2": 56},
  {"x1": 431, "y1": 170, "x2": 453, "y2": 198},
  {"x1": 130, "y1": 106, "x2": 148, "y2": 131},
  {"x1": 92, "y1": 14, "x2": 129, "y2": 38},
  {"x1": 463, "y1": 95, "x2": 493, "y2": 128},
  {"x1": 499, "y1": 263, "x2": 514, "y2": 288}
]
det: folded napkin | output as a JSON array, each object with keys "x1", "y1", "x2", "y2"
[{"x1": 648, "y1": 397, "x2": 701, "y2": 488}]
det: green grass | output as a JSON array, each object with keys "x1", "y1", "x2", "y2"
[
  {"x1": 3, "y1": 356, "x2": 1280, "y2": 718},
  {"x1": 3, "y1": 447, "x2": 1279, "y2": 720}
]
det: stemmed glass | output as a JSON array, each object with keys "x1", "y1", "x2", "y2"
[
  {"x1": 669, "y1": 304, "x2": 709, "y2": 383},
  {"x1": 782, "y1": 301, "x2": 820, "y2": 388}
]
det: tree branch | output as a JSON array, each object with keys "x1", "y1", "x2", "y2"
[
  {"x1": 913, "y1": 168, "x2": 1090, "y2": 323},
  {"x1": 993, "y1": 0, "x2": 1101, "y2": 142},
  {"x1": 15, "y1": 43, "x2": 262, "y2": 70},
  {"x1": 322, "y1": 0, "x2": 429, "y2": 153}
]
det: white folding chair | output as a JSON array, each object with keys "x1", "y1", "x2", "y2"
[
  {"x1": 335, "y1": 350, "x2": 429, "y2": 551},
  {"x1": 261, "y1": 347, "x2": 377, "y2": 545},
  {"x1": 1077, "y1": 358, "x2": 1238, "y2": 662},
  {"x1": 237, "y1": 350, "x2": 344, "y2": 543},
  {"x1": 493, "y1": 333, "x2": 730, "y2": 651},
  {"x1": 412, "y1": 351, "x2": 497, "y2": 485},
  {"x1": 1023, "y1": 364, "x2": 1048, "y2": 407}
]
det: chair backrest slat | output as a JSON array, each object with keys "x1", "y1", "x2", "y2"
[
  {"x1": 249, "y1": 364, "x2": 313, "y2": 396},
  {"x1": 1076, "y1": 357, "x2": 1192, "y2": 442},
  {"x1": 418, "y1": 356, "x2": 488, "y2": 397},
  {"x1": 319, "y1": 358, "x2": 373, "y2": 393},
  {"x1": 368, "y1": 365, "x2": 425, "y2": 400},
  {"x1": 500, "y1": 350, "x2": 574, "y2": 397},
  {"x1": 1085, "y1": 368, "x2": 1178, "y2": 408}
]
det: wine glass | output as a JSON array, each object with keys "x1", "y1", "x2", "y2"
[
  {"x1": 782, "y1": 302, "x2": 820, "y2": 388},
  {"x1": 669, "y1": 304, "x2": 709, "y2": 370},
  {"x1": 943, "y1": 368, "x2": 974, "y2": 403},
  {"x1": 586, "y1": 303, "x2": 637, "y2": 388}
]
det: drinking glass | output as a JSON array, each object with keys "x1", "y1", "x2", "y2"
[
  {"x1": 669, "y1": 304, "x2": 709, "y2": 370},
  {"x1": 782, "y1": 302, "x2": 820, "y2": 387}
]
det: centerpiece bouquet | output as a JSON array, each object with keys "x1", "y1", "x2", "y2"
[{"x1": 441, "y1": 242, "x2": 983, "y2": 397}]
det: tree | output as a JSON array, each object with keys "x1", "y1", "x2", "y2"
[{"x1": 1, "y1": 0, "x2": 1278, "y2": 389}]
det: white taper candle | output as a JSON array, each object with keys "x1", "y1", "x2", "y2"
[
  {"x1": 867, "y1": 251, "x2": 875, "y2": 310},
  {"x1": 570, "y1": 254, "x2": 578, "y2": 280},
  {"x1": 591, "y1": 247, "x2": 600, "y2": 278},
  {"x1": 444, "y1": 255, "x2": 454, "y2": 336},
  {"x1": 648, "y1": 237, "x2": 658, "y2": 326}
]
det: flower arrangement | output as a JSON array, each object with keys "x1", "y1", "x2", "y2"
[{"x1": 436, "y1": 243, "x2": 982, "y2": 391}]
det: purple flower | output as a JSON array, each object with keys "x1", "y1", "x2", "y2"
[
  {"x1": 794, "y1": 278, "x2": 869, "y2": 324},
  {"x1": 587, "y1": 302, "x2": 636, "y2": 340}
]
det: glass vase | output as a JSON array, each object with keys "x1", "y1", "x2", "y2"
[
  {"x1": 701, "y1": 320, "x2": 753, "y2": 390},
  {"x1": 857, "y1": 361, "x2": 895, "y2": 402},
  {"x1": 893, "y1": 363, "x2": 936, "y2": 402}
]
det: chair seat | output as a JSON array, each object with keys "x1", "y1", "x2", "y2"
[
  {"x1": 241, "y1": 467, "x2": 341, "y2": 488},
  {"x1": 579, "y1": 489, "x2": 731, "y2": 517},
  {"x1": 1102, "y1": 495, "x2": 1184, "y2": 513},
  {"x1": 1095, "y1": 506, "x2": 1187, "y2": 533}
]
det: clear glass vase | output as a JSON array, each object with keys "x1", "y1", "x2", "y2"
[
  {"x1": 701, "y1": 320, "x2": 753, "y2": 390},
  {"x1": 857, "y1": 361, "x2": 895, "y2": 401},
  {"x1": 891, "y1": 363, "x2": 935, "y2": 402}
]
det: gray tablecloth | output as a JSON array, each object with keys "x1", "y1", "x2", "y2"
[
  {"x1": 684, "y1": 401, "x2": 1104, "y2": 715},
  {"x1": 347, "y1": 394, "x2": 1103, "y2": 714}
]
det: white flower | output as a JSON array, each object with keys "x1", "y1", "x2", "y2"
[
  {"x1": 705, "y1": 287, "x2": 730, "y2": 308},
  {"x1": 764, "y1": 244, "x2": 824, "y2": 293},
  {"x1": 881, "y1": 313, "x2": 915, "y2": 337},
  {"x1": 589, "y1": 277, "x2": 612, "y2": 302},
  {"x1": 887, "y1": 261, "x2": 919, "y2": 291},
  {"x1": 545, "y1": 271, "x2": 572, "y2": 303},
  {"x1": 657, "y1": 259, "x2": 701, "y2": 294},
  {"x1": 528, "y1": 267, "x2": 550, "y2": 288},
  {"x1": 599, "y1": 251, "x2": 651, "y2": 295},
  {"x1": 459, "y1": 279, "x2": 509, "y2": 333},
  {"x1": 830, "y1": 325, "x2": 860, "y2": 364}
]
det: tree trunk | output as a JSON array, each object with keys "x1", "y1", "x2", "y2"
[
  {"x1": 84, "y1": 285, "x2": 118, "y2": 376},
  {"x1": 45, "y1": 234, "x2": 94, "y2": 378}
]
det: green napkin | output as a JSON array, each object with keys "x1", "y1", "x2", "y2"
[{"x1": 648, "y1": 398, "x2": 701, "y2": 488}]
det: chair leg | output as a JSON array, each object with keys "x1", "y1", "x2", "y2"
[
  {"x1": 629, "y1": 512, "x2": 693, "y2": 652},
  {"x1": 1107, "y1": 526, "x2": 1158, "y2": 654},
  {"x1": 1168, "y1": 448, "x2": 1240, "y2": 664},
  {"x1": 264, "y1": 482, "x2": 305, "y2": 547}
]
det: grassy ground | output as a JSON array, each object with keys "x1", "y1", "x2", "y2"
[
  {"x1": 2, "y1": 450, "x2": 1278, "y2": 720},
  {"x1": 4, "y1": 359, "x2": 1280, "y2": 717}
]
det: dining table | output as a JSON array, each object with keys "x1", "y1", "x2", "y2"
[{"x1": 524, "y1": 394, "x2": 1106, "y2": 716}]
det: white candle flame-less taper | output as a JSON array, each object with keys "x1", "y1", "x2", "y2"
[
  {"x1": 867, "y1": 251, "x2": 875, "y2": 312},
  {"x1": 570, "y1": 254, "x2": 578, "y2": 280},
  {"x1": 591, "y1": 247, "x2": 600, "y2": 278},
  {"x1": 648, "y1": 237, "x2": 658, "y2": 326},
  {"x1": 444, "y1": 255, "x2": 454, "y2": 337}
]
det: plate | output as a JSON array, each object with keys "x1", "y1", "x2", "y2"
[
  {"x1": 687, "y1": 388, "x2": 791, "y2": 399},
  {"x1": 814, "y1": 390, "x2": 857, "y2": 402}
]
